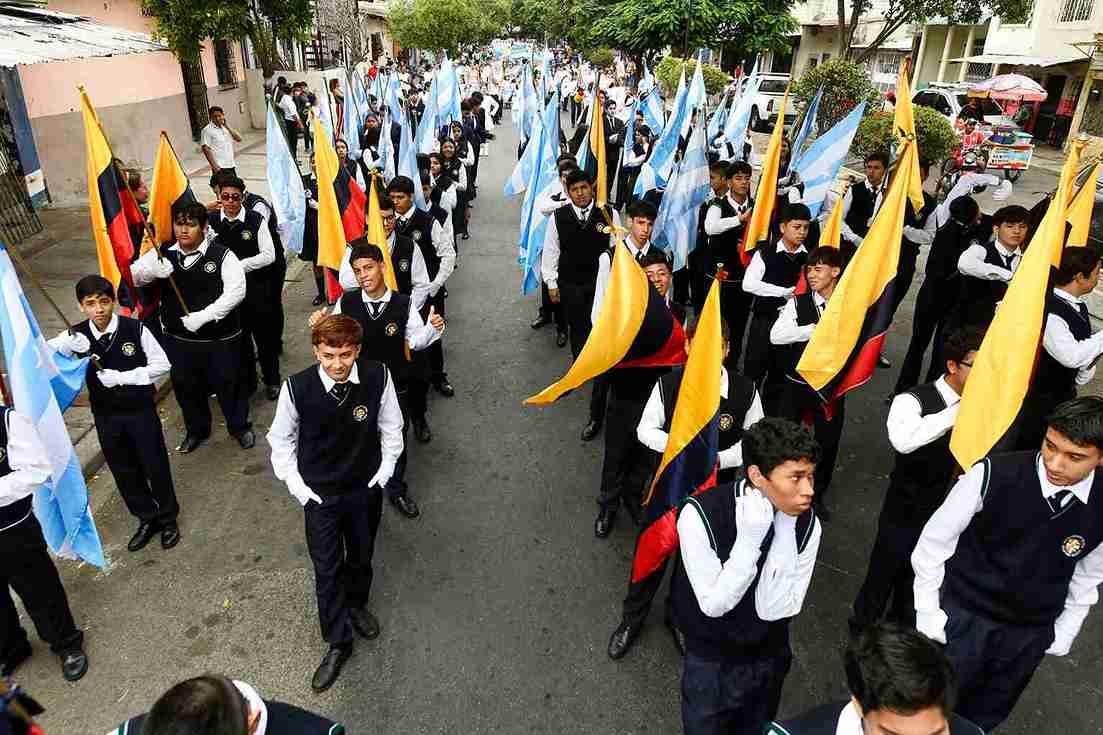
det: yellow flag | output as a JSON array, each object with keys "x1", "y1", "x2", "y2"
[
  {"x1": 364, "y1": 171, "x2": 399, "y2": 292},
  {"x1": 950, "y1": 141, "x2": 1084, "y2": 468},
  {"x1": 147, "y1": 131, "x2": 195, "y2": 251},
  {"x1": 892, "y1": 64, "x2": 925, "y2": 212},
  {"x1": 589, "y1": 86, "x2": 608, "y2": 208},
  {"x1": 1066, "y1": 161, "x2": 1101, "y2": 248},
  {"x1": 79, "y1": 88, "x2": 123, "y2": 289},
  {"x1": 743, "y1": 84, "x2": 790, "y2": 256},
  {"x1": 525, "y1": 240, "x2": 648, "y2": 405},
  {"x1": 820, "y1": 184, "x2": 848, "y2": 250},
  {"x1": 313, "y1": 113, "x2": 348, "y2": 272}
]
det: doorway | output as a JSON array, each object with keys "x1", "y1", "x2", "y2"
[{"x1": 180, "y1": 58, "x2": 210, "y2": 140}]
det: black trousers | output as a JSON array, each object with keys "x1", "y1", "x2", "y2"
[
  {"x1": 424, "y1": 295, "x2": 446, "y2": 382},
  {"x1": 271, "y1": 255, "x2": 287, "y2": 353},
  {"x1": 889, "y1": 248, "x2": 919, "y2": 319},
  {"x1": 673, "y1": 268, "x2": 691, "y2": 307},
  {"x1": 622, "y1": 537, "x2": 675, "y2": 627},
  {"x1": 721, "y1": 284, "x2": 754, "y2": 371},
  {"x1": 560, "y1": 280, "x2": 609, "y2": 423},
  {"x1": 164, "y1": 334, "x2": 251, "y2": 437},
  {"x1": 895, "y1": 277, "x2": 956, "y2": 394},
  {"x1": 284, "y1": 120, "x2": 300, "y2": 158},
  {"x1": 304, "y1": 487, "x2": 383, "y2": 646},
  {"x1": 538, "y1": 283, "x2": 567, "y2": 332},
  {"x1": 385, "y1": 388, "x2": 412, "y2": 501},
  {"x1": 682, "y1": 648, "x2": 792, "y2": 735},
  {"x1": 598, "y1": 384, "x2": 652, "y2": 512},
  {"x1": 743, "y1": 310, "x2": 777, "y2": 386},
  {"x1": 943, "y1": 601, "x2": 1054, "y2": 732},
  {"x1": 95, "y1": 407, "x2": 178, "y2": 525},
  {"x1": 1, "y1": 508, "x2": 83, "y2": 659},
  {"x1": 239, "y1": 295, "x2": 281, "y2": 392}
]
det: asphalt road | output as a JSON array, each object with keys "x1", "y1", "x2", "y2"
[{"x1": 18, "y1": 121, "x2": 1103, "y2": 734}]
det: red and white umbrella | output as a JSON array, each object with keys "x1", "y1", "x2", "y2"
[{"x1": 968, "y1": 74, "x2": 1047, "y2": 102}]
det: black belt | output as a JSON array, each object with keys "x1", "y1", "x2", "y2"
[{"x1": 0, "y1": 495, "x2": 33, "y2": 532}]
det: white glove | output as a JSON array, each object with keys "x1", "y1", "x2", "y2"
[
  {"x1": 97, "y1": 369, "x2": 123, "y2": 388},
  {"x1": 54, "y1": 332, "x2": 90, "y2": 356},
  {"x1": 180, "y1": 312, "x2": 209, "y2": 333},
  {"x1": 368, "y1": 467, "x2": 392, "y2": 490},
  {"x1": 734, "y1": 488, "x2": 775, "y2": 551},
  {"x1": 152, "y1": 258, "x2": 175, "y2": 279},
  {"x1": 1046, "y1": 630, "x2": 1071, "y2": 656},
  {"x1": 915, "y1": 608, "x2": 948, "y2": 644},
  {"x1": 992, "y1": 179, "x2": 1013, "y2": 202},
  {"x1": 290, "y1": 480, "x2": 324, "y2": 507}
]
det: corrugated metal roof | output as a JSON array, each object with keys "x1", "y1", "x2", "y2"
[{"x1": 0, "y1": 3, "x2": 167, "y2": 68}]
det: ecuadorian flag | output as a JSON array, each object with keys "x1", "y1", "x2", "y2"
[
  {"x1": 314, "y1": 113, "x2": 367, "y2": 303},
  {"x1": 147, "y1": 131, "x2": 196, "y2": 249},
  {"x1": 364, "y1": 171, "x2": 399, "y2": 292},
  {"x1": 739, "y1": 84, "x2": 790, "y2": 267}
]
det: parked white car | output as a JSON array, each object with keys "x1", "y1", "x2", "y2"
[
  {"x1": 744, "y1": 73, "x2": 798, "y2": 132},
  {"x1": 912, "y1": 83, "x2": 1017, "y2": 128}
]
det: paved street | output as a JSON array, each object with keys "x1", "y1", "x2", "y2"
[{"x1": 11, "y1": 120, "x2": 1103, "y2": 734}]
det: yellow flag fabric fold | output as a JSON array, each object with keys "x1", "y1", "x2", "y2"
[
  {"x1": 364, "y1": 172, "x2": 399, "y2": 292},
  {"x1": 147, "y1": 131, "x2": 194, "y2": 251},
  {"x1": 1066, "y1": 161, "x2": 1101, "y2": 249},
  {"x1": 892, "y1": 65, "x2": 926, "y2": 212},
  {"x1": 525, "y1": 242, "x2": 647, "y2": 405},
  {"x1": 949, "y1": 141, "x2": 1083, "y2": 468},
  {"x1": 313, "y1": 114, "x2": 349, "y2": 272},
  {"x1": 590, "y1": 87, "x2": 609, "y2": 209},
  {"x1": 80, "y1": 88, "x2": 123, "y2": 289},
  {"x1": 820, "y1": 184, "x2": 848, "y2": 250},
  {"x1": 742, "y1": 84, "x2": 790, "y2": 257}
]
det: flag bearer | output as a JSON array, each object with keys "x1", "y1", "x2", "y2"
[
  {"x1": 266, "y1": 315, "x2": 403, "y2": 692},
  {"x1": 702, "y1": 161, "x2": 755, "y2": 363},
  {"x1": 912, "y1": 397, "x2": 1103, "y2": 731},
  {"x1": 131, "y1": 201, "x2": 253, "y2": 452},
  {"x1": 0, "y1": 407, "x2": 88, "y2": 682},
  {"x1": 49, "y1": 275, "x2": 179, "y2": 552},
  {"x1": 950, "y1": 204, "x2": 1029, "y2": 331}
]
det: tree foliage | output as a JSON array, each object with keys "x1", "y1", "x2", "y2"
[
  {"x1": 655, "y1": 56, "x2": 732, "y2": 97},
  {"x1": 837, "y1": 0, "x2": 1032, "y2": 63},
  {"x1": 584, "y1": 48, "x2": 616, "y2": 69},
  {"x1": 853, "y1": 107, "x2": 957, "y2": 164},
  {"x1": 793, "y1": 59, "x2": 881, "y2": 131},
  {"x1": 509, "y1": 0, "x2": 573, "y2": 42},
  {"x1": 139, "y1": 0, "x2": 312, "y2": 75},
  {"x1": 388, "y1": 0, "x2": 510, "y2": 56}
]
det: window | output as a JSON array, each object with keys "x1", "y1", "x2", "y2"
[
  {"x1": 214, "y1": 39, "x2": 238, "y2": 87},
  {"x1": 877, "y1": 53, "x2": 901, "y2": 75},
  {"x1": 1058, "y1": 0, "x2": 1092, "y2": 23}
]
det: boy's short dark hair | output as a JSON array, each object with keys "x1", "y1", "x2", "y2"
[
  {"x1": 779, "y1": 202, "x2": 812, "y2": 225},
  {"x1": 1055, "y1": 246, "x2": 1101, "y2": 286},
  {"x1": 217, "y1": 176, "x2": 246, "y2": 192},
  {"x1": 948, "y1": 195, "x2": 979, "y2": 225},
  {"x1": 709, "y1": 161, "x2": 730, "y2": 177},
  {"x1": 728, "y1": 160, "x2": 753, "y2": 177},
  {"x1": 864, "y1": 151, "x2": 890, "y2": 167},
  {"x1": 992, "y1": 205, "x2": 1031, "y2": 226},
  {"x1": 143, "y1": 675, "x2": 248, "y2": 735},
  {"x1": 348, "y1": 241, "x2": 385, "y2": 265},
  {"x1": 172, "y1": 201, "x2": 209, "y2": 226},
  {"x1": 806, "y1": 246, "x2": 843, "y2": 269},
  {"x1": 638, "y1": 251, "x2": 671, "y2": 271},
  {"x1": 846, "y1": 623, "x2": 957, "y2": 719},
  {"x1": 565, "y1": 168, "x2": 592, "y2": 188},
  {"x1": 419, "y1": 170, "x2": 431, "y2": 188},
  {"x1": 941, "y1": 326, "x2": 984, "y2": 366},
  {"x1": 75, "y1": 275, "x2": 115, "y2": 303},
  {"x1": 741, "y1": 417, "x2": 820, "y2": 477},
  {"x1": 208, "y1": 106, "x2": 224, "y2": 117},
  {"x1": 1047, "y1": 396, "x2": 1103, "y2": 449},
  {"x1": 626, "y1": 200, "x2": 658, "y2": 221},
  {"x1": 557, "y1": 159, "x2": 579, "y2": 175},
  {"x1": 386, "y1": 175, "x2": 415, "y2": 196}
]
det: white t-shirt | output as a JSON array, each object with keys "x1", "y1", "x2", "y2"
[{"x1": 200, "y1": 123, "x2": 235, "y2": 168}]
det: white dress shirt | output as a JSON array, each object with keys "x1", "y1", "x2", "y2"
[
  {"x1": 958, "y1": 238, "x2": 1020, "y2": 282},
  {"x1": 886, "y1": 376, "x2": 960, "y2": 454},
  {"x1": 339, "y1": 233, "x2": 431, "y2": 310},
  {"x1": 48, "y1": 314, "x2": 171, "y2": 387},
  {"x1": 930, "y1": 173, "x2": 1002, "y2": 230},
  {"x1": 742, "y1": 242, "x2": 807, "y2": 299},
  {"x1": 703, "y1": 193, "x2": 752, "y2": 237},
  {"x1": 592, "y1": 235, "x2": 650, "y2": 324},
  {"x1": 637, "y1": 367, "x2": 764, "y2": 469},
  {"x1": 330, "y1": 288, "x2": 443, "y2": 350},
  {"x1": 278, "y1": 94, "x2": 299, "y2": 123},
  {"x1": 535, "y1": 182, "x2": 567, "y2": 216},
  {"x1": 200, "y1": 123, "x2": 236, "y2": 169},
  {"x1": 266, "y1": 362, "x2": 404, "y2": 502},
  {"x1": 396, "y1": 207, "x2": 454, "y2": 299},
  {"x1": 678, "y1": 480, "x2": 822, "y2": 619},
  {"x1": 131, "y1": 241, "x2": 247, "y2": 326},
  {"x1": 541, "y1": 203, "x2": 621, "y2": 290},
  {"x1": 912, "y1": 455, "x2": 1103, "y2": 655},
  {"x1": 840, "y1": 180, "x2": 885, "y2": 246},
  {"x1": 770, "y1": 291, "x2": 826, "y2": 345},
  {"x1": 1043, "y1": 287, "x2": 1103, "y2": 385},
  {"x1": 208, "y1": 207, "x2": 275, "y2": 273},
  {"x1": 0, "y1": 409, "x2": 51, "y2": 514}
]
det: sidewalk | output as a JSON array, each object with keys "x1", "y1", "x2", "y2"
[{"x1": 5, "y1": 126, "x2": 305, "y2": 479}]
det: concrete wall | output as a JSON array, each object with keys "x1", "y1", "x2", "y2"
[{"x1": 792, "y1": 29, "x2": 840, "y2": 76}]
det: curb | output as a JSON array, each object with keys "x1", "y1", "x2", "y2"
[{"x1": 76, "y1": 255, "x2": 311, "y2": 479}]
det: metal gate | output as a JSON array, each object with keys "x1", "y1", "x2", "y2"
[
  {"x1": 180, "y1": 59, "x2": 209, "y2": 140},
  {"x1": 0, "y1": 124, "x2": 42, "y2": 246}
]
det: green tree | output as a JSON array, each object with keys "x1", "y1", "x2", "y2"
[
  {"x1": 852, "y1": 107, "x2": 957, "y2": 164},
  {"x1": 584, "y1": 48, "x2": 616, "y2": 69},
  {"x1": 388, "y1": 0, "x2": 510, "y2": 56},
  {"x1": 509, "y1": 0, "x2": 574, "y2": 42},
  {"x1": 140, "y1": 0, "x2": 312, "y2": 76},
  {"x1": 793, "y1": 59, "x2": 881, "y2": 131},
  {"x1": 655, "y1": 56, "x2": 731, "y2": 97}
]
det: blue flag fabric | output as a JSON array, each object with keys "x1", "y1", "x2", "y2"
[
  {"x1": 721, "y1": 59, "x2": 760, "y2": 148},
  {"x1": 518, "y1": 92, "x2": 562, "y2": 294},
  {"x1": 634, "y1": 68, "x2": 689, "y2": 197},
  {"x1": 790, "y1": 86, "x2": 822, "y2": 165},
  {"x1": 398, "y1": 104, "x2": 428, "y2": 211},
  {"x1": 794, "y1": 101, "x2": 867, "y2": 217},
  {"x1": 385, "y1": 72, "x2": 404, "y2": 124},
  {"x1": 342, "y1": 75, "x2": 363, "y2": 162},
  {"x1": 652, "y1": 121, "x2": 710, "y2": 271},
  {"x1": 639, "y1": 61, "x2": 665, "y2": 132},
  {"x1": 265, "y1": 102, "x2": 306, "y2": 254},
  {"x1": 437, "y1": 54, "x2": 462, "y2": 128},
  {"x1": 417, "y1": 71, "x2": 440, "y2": 155},
  {"x1": 0, "y1": 243, "x2": 103, "y2": 567}
]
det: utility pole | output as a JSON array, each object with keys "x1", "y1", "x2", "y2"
[{"x1": 682, "y1": 0, "x2": 693, "y2": 59}]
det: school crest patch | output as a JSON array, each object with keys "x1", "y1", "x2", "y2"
[
  {"x1": 1062, "y1": 535, "x2": 1086, "y2": 558},
  {"x1": 204, "y1": 261, "x2": 218, "y2": 274},
  {"x1": 242, "y1": 230, "x2": 253, "y2": 241},
  {"x1": 412, "y1": 230, "x2": 422, "y2": 242},
  {"x1": 398, "y1": 259, "x2": 410, "y2": 272},
  {"x1": 385, "y1": 322, "x2": 399, "y2": 337},
  {"x1": 719, "y1": 414, "x2": 734, "y2": 431},
  {"x1": 120, "y1": 342, "x2": 137, "y2": 357},
  {"x1": 352, "y1": 405, "x2": 369, "y2": 422}
]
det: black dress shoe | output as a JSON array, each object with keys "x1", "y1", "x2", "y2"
[
  {"x1": 175, "y1": 433, "x2": 207, "y2": 453},
  {"x1": 237, "y1": 430, "x2": 256, "y2": 449},
  {"x1": 349, "y1": 606, "x2": 381, "y2": 640},
  {"x1": 433, "y1": 376, "x2": 455, "y2": 397},
  {"x1": 530, "y1": 314, "x2": 550, "y2": 329},
  {"x1": 161, "y1": 522, "x2": 180, "y2": 550},
  {"x1": 877, "y1": 354, "x2": 892, "y2": 368},
  {"x1": 311, "y1": 645, "x2": 352, "y2": 692},
  {"x1": 580, "y1": 420, "x2": 602, "y2": 442},
  {"x1": 1, "y1": 639, "x2": 31, "y2": 676},
  {"x1": 60, "y1": 648, "x2": 88, "y2": 681},
  {"x1": 265, "y1": 384, "x2": 281, "y2": 401},
  {"x1": 556, "y1": 331, "x2": 568, "y2": 348},
  {"x1": 607, "y1": 620, "x2": 641, "y2": 659},
  {"x1": 595, "y1": 506, "x2": 617, "y2": 538},
  {"x1": 128, "y1": 522, "x2": 159, "y2": 552},
  {"x1": 390, "y1": 493, "x2": 420, "y2": 518},
  {"x1": 665, "y1": 618, "x2": 687, "y2": 657},
  {"x1": 413, "y1": 418, "x2": 432, "y2": 443}
]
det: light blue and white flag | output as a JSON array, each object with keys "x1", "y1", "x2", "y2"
[
  {"x1": 385, "y1": 72, "x2": 404, "y2": 124},
  {"x1": 505, "y1": 91, "x2": 560, "y2": 198},
  {"x1": 685, "y1": 53, "x2": 707, "y2": 116},
  {"x1": 350, "y1": 69, "x2": 371, "y2": 125},
  {"x1": 790, "y1": 86, "x2": 822, "y2": 165},
  {"x1": 342, "y1": 75, "x2": 363, "y2": 162},
  {"x1": 634, "y1": 67, "x2": 689, "y2": 197},
  {"x1": 652, "y1": 120, "x2": 710, "y2": 271},
  {"x1": 0, "y1": 243, "x2": 103, "y2": 567},
  {"x1": 794, "y1": 101, "x2": 866, "y2": 217},
  {"x1": 639, "y1": 61, "x2": 665, "y2": 132},
  {"x1": 706, "y1": 91, "x2": 729, "y2": 144},
  {"x1": 377, "y1": 108, "x2": 396, "y2": 183},
  {"x1": 518, "y1": 91, "x2": 562, "y2": 294},
  {"x1": 398, "y1": 104, "x2": 428, "y2": 211},
  {"x1": 371, "y1": 72, "x2": 386, "y2": 111},
  {"x1": 720, "y1": 58, "x2": 759, "y2": 147},
  {"x1": 417, "y1": 71, "x2": 440, "y2": 155},
  {"x1": 266, "y1": 102, "x2": 306, "y2": 254},
  {"x1": 437, "y1": 54, "x2": 462, "y2": 127}
]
